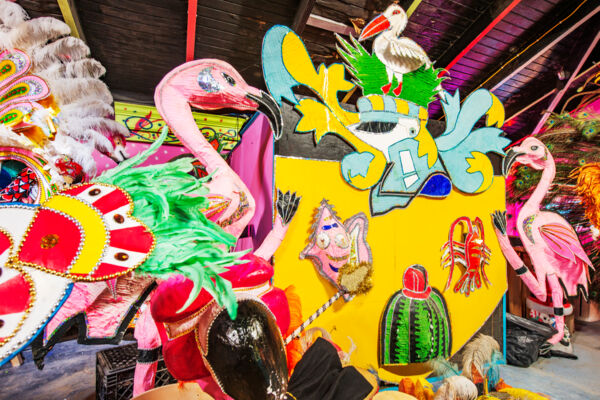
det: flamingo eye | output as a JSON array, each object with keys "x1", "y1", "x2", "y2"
[
  {"x1": 197, "y1": 67, "x2": 221, "y2": 93},
  {"x1": 222, "y1": 72, "x2": 236, "y2": 86},
  {"x1": 531, "y1": 145, "x2": 538, "y2": 151}
]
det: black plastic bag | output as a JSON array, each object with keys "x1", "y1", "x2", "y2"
[{"x1": 505, "y1": 313, "x2": 557, "y2": 367}]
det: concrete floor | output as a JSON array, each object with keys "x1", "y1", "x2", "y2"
[
  {"x1": 500, "y1": 321, "x2": 600, "y2": 399},
  {"x1": 1, "y1": 323, "x2": 598, "y2": 399}
]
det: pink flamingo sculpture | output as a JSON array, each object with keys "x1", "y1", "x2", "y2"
[
  {"x1": 492, "y1": 137, "x2": 593, "y2": 344},
  {"x1": 35, "y1": 60, "x2": 297, "y2": 398},
  {"x1": 154, "y1": 59, "x2": 283, "y2": 240}
]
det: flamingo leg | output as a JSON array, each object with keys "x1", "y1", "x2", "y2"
[
  {"x1": 133, "y1": 303, "x2": 161, "y2": 397},
  {"x1": 547, "y1": 273, "x2": 566, "y2": 344},
  {"x1": 254, "y1": 215, "x2": 287, "y2": 260},
  {"x1": 492, "y1": 211, "x2": 547, "y2": 301}
]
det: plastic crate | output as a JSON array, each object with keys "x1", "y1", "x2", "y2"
[{"x1": 96, "y1": 343, "x2": 176, "y2": 400}]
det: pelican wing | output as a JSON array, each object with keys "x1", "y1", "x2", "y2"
[
  {"x1": 388, "y1": 37, "x2": 431, "y2": 67},
  {"x1": 539, "y1": 223, "x2": 593, "y2": 267}
]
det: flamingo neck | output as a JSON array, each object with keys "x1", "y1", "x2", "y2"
[
  {"x1": 521, "y1": 154, "x2": 555, "y2": 217},
  {"x1": 157, "y1": 87, "x2": 231, "y2": 177}
]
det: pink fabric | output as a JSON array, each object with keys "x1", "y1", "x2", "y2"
[
  {"x1": 229, "y1": 113, "x2": 274, "y2": 252},
  {"x1": 44, "y1": 275, "x2": 154, "y2": 341},
  {"x1": 86, "y1": 275, "x2": 154, "y2": 337},
  {"x1": 133, "y1": 304, "x2": 161, "y2": 397},
  {"x1": 44, "y1": 282, "x2": 105, "y2": 342}
]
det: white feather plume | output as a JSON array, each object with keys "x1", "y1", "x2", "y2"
[
  {"x1": 0, "y1": 0, "x2": 28, "y2": 30},
  {"x1": 37, "y1": 58, "x2": 106, "y2": 80},
  {"x1": 2, "y1": 17, "x2": 71, "y2": 51},
  {"x1": 461, "y1": 334, "x2": 500, "y2": 380},
  {"x1": 49, "y1": 77, "x2": 113, "y2": 106},
  {"x1": 0, "y1": 124, "x2": 36, "y2": 149},
  {"x1": 61, "y1": 116, "x2": 130, "y2": 139},
  {"x1": 434, "y1": 376, "x2": 478, "y2": 400},
  {"x1": 30, "y1": 37, "x2": 90, "y2": 71},
  {"x1": 60, "y1": 100, "x2": 114, "y2": 120},
  {"x1": 0, "y1": 0, "x2": 123, "y2": 176}
]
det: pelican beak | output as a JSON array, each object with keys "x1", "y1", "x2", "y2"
[
  {"x1": 359, "y1": 14, "x2": 390, "y2": 41},
  {"x1": 502, "y1": 148, "x2": 524, "y2": 177},
  {"x1": 246, "y1": 90, "x2": 283, "y2": 140}
]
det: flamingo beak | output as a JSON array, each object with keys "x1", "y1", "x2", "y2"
[
  {"x1": 502, "y1": 149, "x2": 524, "y2": 177},
  {"x1": 246, "y1": 91, "x2": 283, "y2": 140},
  {"x1": 359, "y1": 14, "x2": 390, "y2": 41}
]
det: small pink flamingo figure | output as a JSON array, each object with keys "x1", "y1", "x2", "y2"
[{"x1": 492, "y1": 137, "x2": 593, "y2": 344}]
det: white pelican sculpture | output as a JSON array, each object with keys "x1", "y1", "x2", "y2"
[{"x1": 359, "y1": 4, "x2": 431, "y2": 96}]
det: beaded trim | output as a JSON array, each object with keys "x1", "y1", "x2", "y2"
[
  {"x1": 12, "y1": 183, "x2": 156, "y2": 282},
  {"x1": 0, "y1": 227, "x2": 35, "y2": 348},
  {"x1": 1, "y1": 275, "x2": 70, "y2": 363},
  {"x1": 15, "y1": 206, "x2": 86, "y2": 279},
  {"x1": 59, "y1": 183, "x2": 156, "y2": 281}
]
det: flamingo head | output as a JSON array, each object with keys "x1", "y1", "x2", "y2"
[
  {"x1": 359, "y1": 4, "x2": 408, "y2": 41},
  {"x1": 155, "y1": 59, "x2": 282, "y2": 138},
  {"x1": 503, "y1": 137, "x2": 550, "y2": 175}
]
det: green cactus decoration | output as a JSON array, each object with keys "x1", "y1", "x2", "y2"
[{"x1": 380, "y1": 264, "x2": 451, "y2": 365}]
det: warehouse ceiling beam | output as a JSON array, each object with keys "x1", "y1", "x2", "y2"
[
  {"x1": 471, "y1": 0, "x2": 600, "y2": 93},
  {"x1": 292, "y1": 0, "x2": 317, "y2": 34},
  {"x1": 306, "y1": 14, "x2": 356, "y2": 36},
  {"x1": 438, "y1": 0, "x2": 523, "y2": 75},
  {"x1": 531, "y1": 30, "x2": 600, "y2": 133}
]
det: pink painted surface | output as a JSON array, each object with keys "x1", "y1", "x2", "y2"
[
  {"x1": 229, "y1": 113, "x2": 274, "y2": 252},
  {"x1": 93, "y1": 142, "x2": 190, "y2": 176}
]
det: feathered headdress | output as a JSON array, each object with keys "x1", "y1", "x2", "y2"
[{"x1": 0, "y1": 0, "x2": 129, "y2": 180}]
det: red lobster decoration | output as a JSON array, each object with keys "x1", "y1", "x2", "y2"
[{"x1": 442, "y1": 217, "x2": 491, "y2": 296}]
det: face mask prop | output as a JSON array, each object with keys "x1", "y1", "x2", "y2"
[
  {"x1": 199, "y1": 296, "x2": 289, "y2": 400},
  {"x1": 300, "y1": 200, "x2": 372, "y2": 295}
]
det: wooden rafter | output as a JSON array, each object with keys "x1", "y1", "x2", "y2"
[
  {"x1": 505, "y1": 63, "x2": 600, "y2": 123},
  {"x1": 292, "y1": 0, "x2": 316, "y2": 34},
  {"x1": 472, "y1": 0, "x2": 600, "y2": 93},
  {"x1": 306, "y1": 14, "x2": 355, "y2": 36},
  {"x1": 437, "y1": 0, "x2": 523, "y2": 74},
  {"x1": 57, "y1": 0, "x2": 86, "y2": 41},
  {"x1": 531, "y1": 30, "x2": 600, "y2": 133}
]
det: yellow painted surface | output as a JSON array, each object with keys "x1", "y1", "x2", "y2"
[
  {"x1": 273, "y1": 156, "x2": 507, "y2": 381},
  {"x1": 44, "y1": 195, "x2": 107, "y2": 276}
]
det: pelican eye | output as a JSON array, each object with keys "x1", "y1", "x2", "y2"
[
  {"x1": 409, "y1": 127, "x2": 417, "y2": 137},
  {"x1": 197, "y1": 67, "x2": 222, "y2": 93},
  {"x1": 222, "y1": 72, "x2": 236, "y2": 86},
  {"x1": 531, "y1": 145, "x2": 538, "y2": 150}
]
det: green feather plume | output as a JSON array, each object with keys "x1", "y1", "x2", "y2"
[{"x1": 94, "y1": 127, "x2": 246, "y2": 318}]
